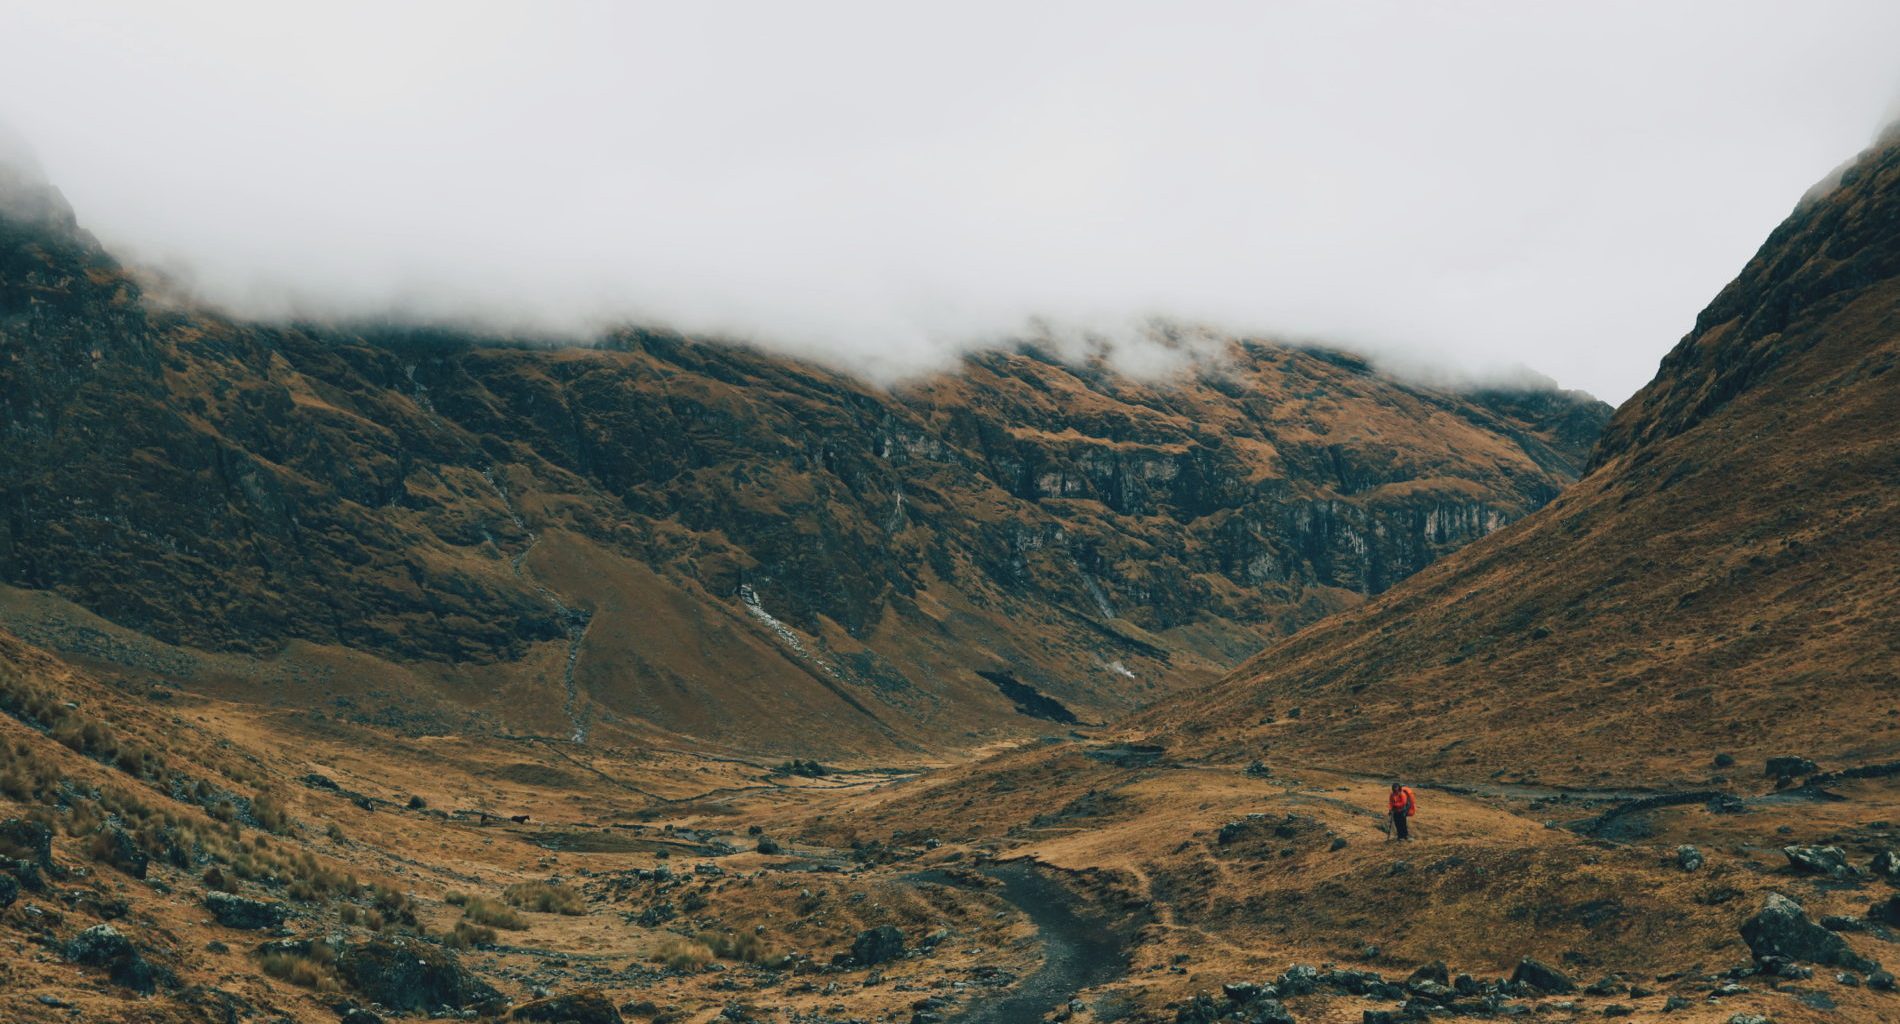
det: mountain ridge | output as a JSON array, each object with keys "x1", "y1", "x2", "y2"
[{"x1": 0, "y1": 164, "x2": 1609, "y2": 754}]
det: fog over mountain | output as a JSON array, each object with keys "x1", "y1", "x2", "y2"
[{"x1": 2, "y1": 2, "x2": 1897, "y2": 401}]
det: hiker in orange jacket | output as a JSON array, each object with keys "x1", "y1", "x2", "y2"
[{"x1": 1388, "y1": 782, "x2": 1416, "y2": 841}]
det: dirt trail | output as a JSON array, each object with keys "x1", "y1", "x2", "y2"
[{"x1": 913, "y1": 862, "x2": 1135, "y2": 1024}]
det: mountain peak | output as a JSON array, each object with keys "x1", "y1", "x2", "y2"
[
  {"x1": 1588, "y1": 129, "x2": 1900, "y2": 473},
  {"x1": 0, "y1": 126, "x2": 79, "y2": 237}
]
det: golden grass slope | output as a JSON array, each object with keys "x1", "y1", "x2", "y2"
[{"x1": 1144, "y1": 129, "x2": 1900, "y2": 787}]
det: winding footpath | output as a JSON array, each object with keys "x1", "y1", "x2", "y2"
[{"x1": 913, "y1": 863, "x2": 1134, "y2": 1024}]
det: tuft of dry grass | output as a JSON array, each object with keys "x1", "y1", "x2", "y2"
[
  {"x1": 442, "y1": 921, "x2": 498, "y2": 949},
  {"x1": 259, "y1": 944, "x2": 338, "y2": 992},
  {"x1": 697, "y1": 929, "x2": 783, "y2": 966},
  {"x1": 653, "y1": 935, "x2": 713, "y2": 970},
  {"x1": 461, "y1": 895, "x2": 528, "y2": 930},
  {"x1": 502, "y1": 881, "x2": 585, "y2": 915}
]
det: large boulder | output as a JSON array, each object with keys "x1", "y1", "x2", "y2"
[
  {"x1": 93, "y1": 825, "x2": 149, "y2": 879},
  {"x1": 335, "y1": 937, "x2": 504, "y2": 1014},
  {"x1": 0, "y1": 817, "x2": 55, "y2": 886},
  {"x1": 1742, "y1": 893, "x2": 1878, "y2": 972},
  {"x1": 65, "y1": 924, "x2": 133, "y2": 966},
  {"x1": 1509, "y1": 957, "x2": 1576, "y2": 994},
  {"x1": 0, "y1": 817, "x2": 53, "y2": 866},
  {"x1": 1233, "y1": 998, "x2": 1294, "y2": 1024},
  {"x1": 1766, "y1": 756, "x2": 1820, "y2": 779},
  {"x1": 513, "y1": 988, "x2": 624, "y2": 1023},
  {"x1": 850, "y1": 925, "x2": 906, "y2": 967},
  {"x1": 65, "y1": 923, "x2": 168, "y2": 994},
  {"x1": 1677, "y1": 845, "x2": 1705, "y2": 872},
  {"x1": 1784, "y1": 846, "x2": 1858, "y2": 879},
  {"x1": 204, "y1": 891, "x2": 287, "y2": 930}
]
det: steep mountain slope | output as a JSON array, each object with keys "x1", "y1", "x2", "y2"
[
  {"x1": 1148, "y1": 127, "x2": 1900, "y2": 785},
  {"x1": 0, "y1": 164, "x2": 1606, "y2": 754},
  {"x1": 796, "y1": 129, "x2": 1900, "y2": 1024}
]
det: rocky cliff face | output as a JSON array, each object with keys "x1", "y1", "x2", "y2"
[
  {"x1": 0, "y1": 168, "x2": 1607, "y2": 752},
  {"x1": 1153, "y1": 128, "x2": 1900, "y2": 782}
]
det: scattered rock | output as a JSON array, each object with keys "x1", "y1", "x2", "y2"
[
  {"x1": 1585, "y1": 975, "x2": 1626, "y2": 996},
  {"x1": 1242, "y1": 1000, "x2": 1295, "y2": 1024},
  {"x1": 205, "y1": 891, "x2": 288, "y2": 930},
  {"x1": 339, "y1": 1010, "x2": 384, "y2": 1024},
  {"x1": 850, "y1": 926, "x2": 906, "y2": 967},
  {"x1": 1870, "y1": 894, "x2": 1900, "y2": 927},
  {"x1": 1603, "y1": 1005, "x2": 1633, "y2": 1017},
  {"x1": 335, "y1": 937, "x2": 504, "y2": 1014},
  {"x1": 1758, "y1": 956, "x2": 1811, "y2": 979},
  {"x1": 1714, "y1": 753, "x2": 1736, "y2": 767},
  {"x1": 1870, "y1": 969, "x2": 1896, "y2": 990},
  {"x1": 756, "y1": 836, "x2": 782, "y2": 856},
  {"x1": 109, "y1": 953, "x2": 169, "y2": 995},
  {"x1": 513, "y1": 988, "x2": 625, "y2": 1023},
  {"x1": 1707, "y1": 794, "x2": 1748, "y2": 815},
  {"x1": 1275, "y1": 964, "x2": 1320, "y2": 996},
  {"x1": 1221, "y1": 982, "x2": 1265, "y2": 1004},
  {"x1": 1510, "y1": 957, "x2": 1576, "y2": 994},
  {"x1": 0, "y1": 873, "x2": 17, "y2": 909},
  {"x1": 1676, "y1": 845, "x2": 1705, "y2": 872},
  {"x1": 302, "y1": 773, "x2": 340, "y2": 791},
  {"x1": 1741, "y1": 893, "x2": 1879, "y2": 972},
  {"x1": 1726, "y1": 1015, "x2": 1772, "y2": 1024},
  {"x1": 1174, "y1": 995, "x2": 1219, "y2": 1024},
  {"x1": 1823, "y1": 914, "x2": 1867, "y2": 932},
  {"x1": 1663, "y1": 994, "x2": 1693, "y2": 1011},
  {"x1": 1244, "y1": 761, "x2": 1272, "y2": 779}
]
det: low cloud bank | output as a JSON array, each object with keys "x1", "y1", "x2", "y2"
[{"x1": 3, "y1": 3, "x2": 1899, "y2": 402}]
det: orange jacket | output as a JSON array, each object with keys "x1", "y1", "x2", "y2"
[{"x1": 1388, "y1": 787, "x2": 1416, "y2": 816}]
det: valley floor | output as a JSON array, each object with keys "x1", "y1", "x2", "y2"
[{"x1": 3, "y1": 636, "x2": 1898, "y2": 1024}]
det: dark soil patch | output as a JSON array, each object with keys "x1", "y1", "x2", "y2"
[
  {"x1": 492, "y1": 763, "x2": 579, "y2": 787},
  {"x1": 976, "y1": 671, "x2": 1080, "y2": 725}
]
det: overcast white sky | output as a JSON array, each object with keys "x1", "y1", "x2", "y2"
[{"x1": 2, "y1": 2, "x2": 1897, "y2": 402}]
